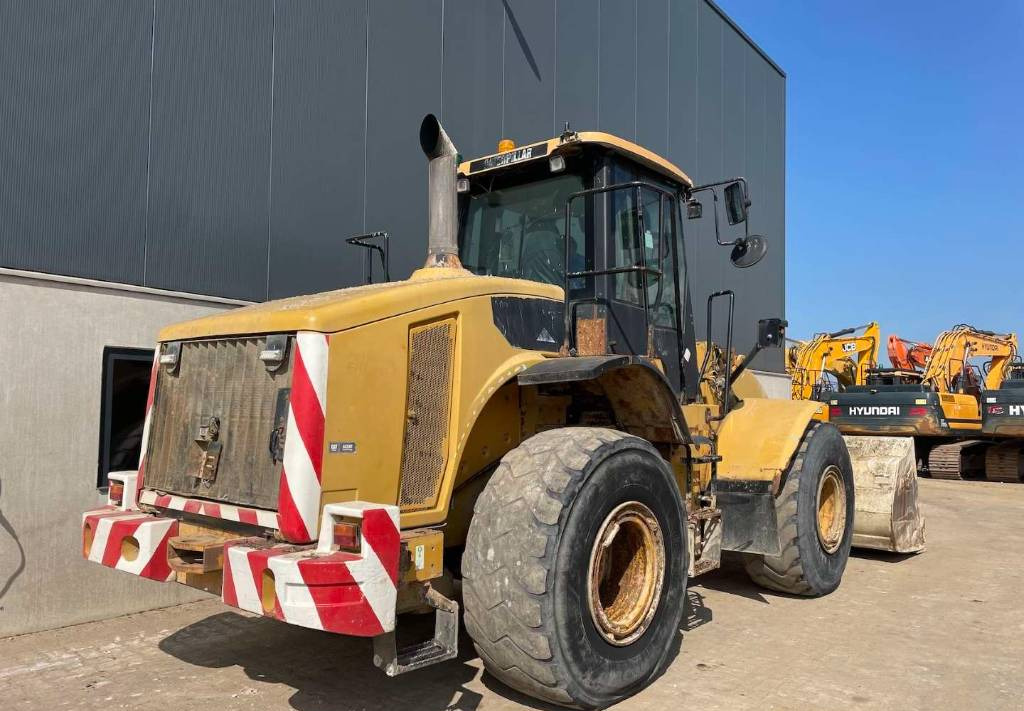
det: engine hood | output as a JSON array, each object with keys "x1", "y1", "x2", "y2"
[{"x1": 158, "y1": 268, "x2": 563, "y2": 341}]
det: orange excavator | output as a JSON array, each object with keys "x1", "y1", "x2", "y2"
[{"x1": 888, "y1": 335, "x2": 933, "y2": 372}]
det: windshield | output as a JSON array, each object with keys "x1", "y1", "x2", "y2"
[{"x1": 458, "y1": 172, "x2": 586, "y2": 287}]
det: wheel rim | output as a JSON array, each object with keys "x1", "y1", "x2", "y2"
[
  {"x1": 586, "y1": 501, "x2": 666, "y2": 646},
  {"x1": 816, "y1": 465, "x2": 847, "y2": 554}
]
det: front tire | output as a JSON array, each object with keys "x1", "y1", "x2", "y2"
[
  {"x1": 744, "y1": 422, "x2": 854, "y2": 596},
  {"x1": 462, "y1": 427, "x2": 687, "y2": 709}
]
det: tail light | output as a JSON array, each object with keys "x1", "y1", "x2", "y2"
[
  {"x1": 108, "y1": 482, "x2": 125, "y2": 507},
  {"x1": 332, "y1": 521, "x2": 361, "y2": 552},
  {"x1": 909, "y1": 406, "x2": 928, "y2": 417},
  {"x1": 829, "y1": 407, "x2": 842, "y2": 418}
]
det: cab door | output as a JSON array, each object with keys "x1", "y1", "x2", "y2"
[{"x1": 602, "y1": 174, "x2": 685, "y2": 393}]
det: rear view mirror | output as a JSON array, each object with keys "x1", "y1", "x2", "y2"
[
  {"x1": 730, "y1": 234, "x2": 767, "y2": 268},
  {"x1": 757, "y1": 318, "x2": 788, "y2": 349},
  {"x1": 724, "y1": 182, "x2": 749, "y2": 225}
]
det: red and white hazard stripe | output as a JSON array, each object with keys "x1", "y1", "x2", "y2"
[
  {"x1": 82, "y1": 508, "x2": 177, "y2": 581},
  {"x1": 276, "y1": 331, "x2": 330, "y2": 543},
  {"x1": 222, "y1": 502, "x2": 399, "y2": 636},
  {"x1": 138, "y1": 490, "x2": 279, "y2": 529}
]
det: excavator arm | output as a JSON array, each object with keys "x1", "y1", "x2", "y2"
[
  {"x1": 787, "y1": 322, "x2": 881, "y2": 401},
  {"x1": 887, "y1": 335, "x2": 933, "y2": 372},
  {"x1": 922, "y1": 325, "x2": 1018, "y2": 393}
]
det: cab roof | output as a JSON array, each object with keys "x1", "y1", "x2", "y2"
[{"x1": 458, "y1": 131, "x2": 693, "y2": 189}]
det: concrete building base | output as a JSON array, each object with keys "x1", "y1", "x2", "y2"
[{"x1": 0, "y1": 272, "x2": 237, "y2": 636}]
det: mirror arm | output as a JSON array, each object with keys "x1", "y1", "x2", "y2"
[{"x1": 688, "y1": 177, "x2": 750, "y2": 246}]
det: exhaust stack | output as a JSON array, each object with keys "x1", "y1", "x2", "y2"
[{"x1": 419, "y1": 114, "x2": 463, "y2": 269}]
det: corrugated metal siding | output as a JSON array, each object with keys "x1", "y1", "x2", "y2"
[
  {"x1": 0, "y1": 0, "x2": 785, "y2": 365},
  {"x1": 0, "y1": 0, "x2": 151, "y2": 284},
  {"x1": 145, "y1": 0, "x2": 274, "y2": 301}
]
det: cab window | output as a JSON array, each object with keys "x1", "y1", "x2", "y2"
[{"x1": 459, "y1": 171, "x2": 588, "y2": 287}]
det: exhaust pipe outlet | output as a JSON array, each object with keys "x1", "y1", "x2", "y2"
[{"x1": 419, "y1": 114, "x2": 463, "y2": 269}]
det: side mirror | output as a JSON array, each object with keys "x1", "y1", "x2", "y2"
[
  {"x1": 730, "y1": 234, "x2": 768, "y2": 268},
  {"x1": 757, "y1": 318, "x2": 788, "y2": 349},
  {"x1": 724, "y1": 181, "x2": 749, "y2": 225},
  {"x1": 686, "y1": 199, "x2": 703, "y2": 220}
]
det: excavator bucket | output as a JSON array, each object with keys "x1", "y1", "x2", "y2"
[{"x1": 845, "y1": 436, "x2": 926, "y2": 553}]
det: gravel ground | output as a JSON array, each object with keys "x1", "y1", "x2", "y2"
[{"x1": 3, "y1": 477, "x2": 1023, "y2": 710}]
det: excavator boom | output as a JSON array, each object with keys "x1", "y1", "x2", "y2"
[
  {"x1": 887, "y1": 335, "x2": 933, "y2": 372},
  {"x1": 787, "y1": 322, "x2": 881, "y2": 402},
  {"x1": 923, "y1": 325, "x2": 1018, "y2": 392}
]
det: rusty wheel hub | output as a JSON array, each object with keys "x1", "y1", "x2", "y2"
[
  {"x1": 587, "y1": 501, "x2": 665, "y2": 646},
  {"x1": 816, "y1": 465, "x2": 847, "y2": 554}
]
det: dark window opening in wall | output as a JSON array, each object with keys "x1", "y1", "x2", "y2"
[{"x1": 97, "y1": 347, "x2": 154, "y2": 488}]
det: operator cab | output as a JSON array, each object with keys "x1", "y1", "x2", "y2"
[{"x1": 456, "y1": 129, "x2": 767, "y2": 403}]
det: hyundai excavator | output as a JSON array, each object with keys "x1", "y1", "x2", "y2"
[
  {"x1": 787, "y1": 322, "x2": 880, "y2": 418},
  {"x1": 831, "y1": 325, "x2": 1018, "y2": 479},
  {"x1": 981, "y1": 356, "x2": 1024, "y2": 482},
  {"x1": 78, "y1": 116, "x2": 923, "y2": 709}
]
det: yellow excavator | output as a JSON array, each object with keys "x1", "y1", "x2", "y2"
[
  {"x1": 981, "y1": 356, "x2": 1024, "y2": 481},
  {"x1": 832, "y1": 324, "x2": 1018, "y2": 479},
  {"x1": 787, "y1": 322, "x2": 880, "y2": 419}
]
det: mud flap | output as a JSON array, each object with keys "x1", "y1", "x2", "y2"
[
  {"x1": 845, "y1": 436, "x2": 926, "y2": 553},
  {"x1": 714, "y1": 480, "x2": 781, "y2": 556}
]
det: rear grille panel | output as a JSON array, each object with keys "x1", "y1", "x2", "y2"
[
  {"x1": 144, "y1": 337, "x2": 293, "y2": 511},
  {"x1": 399, "y1": 320, "x2": 456, "y2": 510}
]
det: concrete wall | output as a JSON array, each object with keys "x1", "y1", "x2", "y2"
[{"x1": 0, "y1": 273, "x2": 235, "y2": 637}]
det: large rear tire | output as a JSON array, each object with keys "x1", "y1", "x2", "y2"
[
  {"x1": 744, "y1": 422, "x2": 854, "y2": 596},
  {"x1": 462, "y1": 427, "x2": 687, "y2": 709}
]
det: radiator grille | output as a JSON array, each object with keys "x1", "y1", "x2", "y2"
[
  {"x1": 399, "y1": 320, "x2": 456, "y2": 510},
  {"x1": 143, "y1": 337, "x2": 293, "y2": 511}
]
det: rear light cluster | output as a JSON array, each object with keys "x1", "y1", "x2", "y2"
[
  {"x1": 908, "y1": 406, "x2": 929, "y2": 417},
  {"x1": 332, "y1": 521, "x2": 361, "y2": 552},
  {"x1": 108, "y1": 482, "x2": 125, "y2": 507},
  {"x1": 829, "y1": 407, "x2": 842, "y2": 418}
]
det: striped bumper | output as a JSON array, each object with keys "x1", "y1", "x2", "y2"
[
  {"x1": 221, "y1": 503, "x2": 400, "y2": 636},
  {"x1": 82, "y1": 507, "x2": 178, "y2": 581},
  {"x1": 81, "y1": 500, "x2": 400, "y2": 637}
]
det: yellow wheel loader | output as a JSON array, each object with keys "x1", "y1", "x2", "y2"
[{"x1": 81, "y1": 116, "x2": 919, "y2": 709}]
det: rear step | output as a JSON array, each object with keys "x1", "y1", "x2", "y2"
[
  {"x1": 373, "y1": 584, "x2": 459, "y2": 675},
  {"x1": 167, "y1": 535, "x2": 227, "y2": 573}
]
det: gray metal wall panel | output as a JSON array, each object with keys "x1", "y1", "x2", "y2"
[
  {"x1": 667, "y1": 0, "x2": 700, "y2": 293},
  {"x1": 1, "y1": 0, "x2": 785, "y2": 365},
  {"x1": 363, "y1": 0, "x2": 442, "y2": 280},
  {"x1": 692, "y1": 2, "x2": 725, "y2": 343},
  {"x1": 145, "y1": 0, "x2": 273, "y2": 301},
  {"x1": 267, "y1": 1, "x2": 367, "y2": 299},
  {"x1": 0, "y1": 1, "x2": 151, "y2": 284},
  {"x1": 501, "y1": 1, "x2": 556, "y2": 142},
  {"x1": 554, "y1": 0, "x2": 599, "y2": 133},
  {"x1": 598, "y1": 0, "x2": 636, "y2": 139},
  {"x1": 635, "y1": 0, "x2": 669, "y2": 157},
  {"x1": 441, "y1": 0, "x2": 504, "y2": 161}
]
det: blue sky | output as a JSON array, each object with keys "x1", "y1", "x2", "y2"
[{"x1": 717, "y1": 1, "x2": 1024, "y2": 350}]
